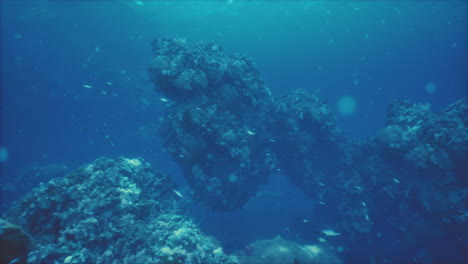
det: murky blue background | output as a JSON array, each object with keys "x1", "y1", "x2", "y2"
[{"x1": 1, "y1": 0, "x2": 467, "y2": 260}]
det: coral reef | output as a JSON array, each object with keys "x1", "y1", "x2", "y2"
[
  {"x1": 269, "y1": 89, "x2": 350, "y2": 200},
  {"x1": 376, "y1": 99, "x2": 467, "y2": 171},
  {"x1": 2, "y1": 162, "x2": 70, "y2": 212},
  {"x1": 6, "y1": 157, "x2": 238, "y2": 264},
  {"x1": 148, "y1": 37, "x2": 467, "y2": 263},
  {"x1": 336, "y1": 99, "x2": 468, "y2": 263},
  {"x1": 1, "y1": 35, "x2": 465, "y2": 264},
  {"x1": 364, "y1": 99, "x2": 467, "y2": 217},
  {"x1": 150, "y1": 37, "x2": 278, "y2": 210},
  {"x1": 149, "y1": 38, "x2": 350, "y2": 211}
]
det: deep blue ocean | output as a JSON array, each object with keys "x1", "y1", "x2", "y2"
[{"x1": 1, "y1": 1, "x2": 467, "y2": 264}]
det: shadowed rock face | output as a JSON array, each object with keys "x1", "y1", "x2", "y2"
[
  {"x1": 0, "y1": 218, "x2": 32, "y2": 264},
  {"x1": 269, "y1": 90, "x2": 350, "y2": 199}
]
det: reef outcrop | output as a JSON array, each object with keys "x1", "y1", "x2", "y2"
[
  {"x1": 6, "y1": 157, "x2": 238, "y2": 264},
  {"x1": 149, "y1": 38, "x2": 350, "y2": 211},
  {"x1": 149, "y1": 37, "x2": 468, "y2": 263},
  {"x1": 150, "y1": 38, "x2": 278, "y2": 210},
  {"x1": 334, "y1": 99, "x2": 468, "y2": 263},
  {"x1": 269, "y1": 89, "x2": 350, "y2": 200}
]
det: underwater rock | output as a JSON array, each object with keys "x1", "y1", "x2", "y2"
[
  {"x1": 0, "y1": 218, "x2": 32, "y2": 264},
  {"x1": 149, "y1": 37, "x2": 272, "y2": 104},
  {"x1": 148, "y1": 36, "x2": 467, "y2": 262},
  {"x1": 6, "y1": 157, "x2": 238, "y2": 264},
  {"x1": 150, "y1": 38, "x2": 350, "y2": 211},
  {"x1": 376, "y1": 99, "x2": 467, "y2": 171},
  {"x1": 336, "y1": 99, "x2": 468, "y2": 263},
  {"x1": 363, "y1": 98, "x2": 468, "y2": 203},
  {"x1": 236, "y1": 236, "x2": 342, "y2": 264},
  {"x1": 150, "y1": 37, "x2": 277, "y2": 210}
]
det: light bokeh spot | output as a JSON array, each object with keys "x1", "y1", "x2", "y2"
[
  {"x1": 0, "y1": 147, "x2": 9, "y2": 162},
  {"x1": 337, "y1": 95, "x2": 357, "y2": 116},
  {"x1": 425, "y1": 82, "x2": 437, "y2": 94}
]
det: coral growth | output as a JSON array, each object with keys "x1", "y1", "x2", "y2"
[
  {"x1": 6, "y1": 157, "x2": 238, "y2": 264},
  {"x1": 149, "y1": 37, "x2": 467, "y2": 263}
]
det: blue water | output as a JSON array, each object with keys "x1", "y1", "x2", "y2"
[{"x1": 1, "y1": 1, "x2": 467, "y2": 263}]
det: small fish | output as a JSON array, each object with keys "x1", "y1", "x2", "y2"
[
  {"x1": 213, "y1": 247, "x2": 223, "y2": 255},
  {"x1": 173, "y1": 189, "x2": 183, "y2": 198},
  {"x1": 8, "y1": 258, "x2": 22, "y2": 264},
  {"x1": 393, "y1": 178, "x2": 400, "y2": 184},
  {"x1": 246, "y1": 130, "x2": 256, "y2": 136},
  {"x1": 160, "y1": 97, "x2": 169, "y2": 102},
  {"x1": 321, "y1": 229, "x2": 341, "y2": 236},
  {"x1": 106, "y1": 81, "x2": 112, "y2": 86},
  {"x1": 82, "y1": 84, "x2": 93, "y2": 89}
]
